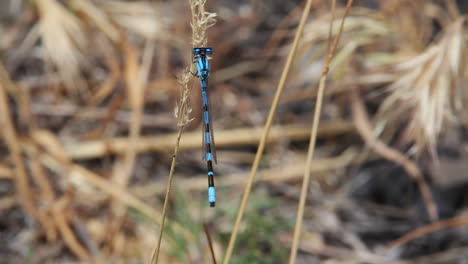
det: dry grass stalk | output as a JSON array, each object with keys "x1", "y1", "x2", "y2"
[
  {"x1": 351, "y1": 85, "x2": 438, "y2": 221},
  {"x1": 64, "y1": 121, "x2": 353, "y2": 160},
  {"x1": 399, "y1": 246, "x2": 468, "y2": 264},
  {"x1": 28, "y1": 129, "x2": 194, "y2": 256},
  {"x1": 21, "y1": 131, "x2": 196, "y2": 259},
  {"x1": 29, "y1": 132, "x2": 195, "y2": 259},
  {"x1": 189, "y1": 0, "x2": 216, "y2": 47},
  {"x1": 111, "y1": 41, "x2": 148, "y2": 188},
  {"x1": 96, "y1": 0, "x2": 164, "y2": 40},
  {"x1": 0, "y1": 64, "x2": 53, "y2": 241},
  {"x1": 326, "y1": 0, "x2": 337, "y2": 51},
  {"x1": 4, "y1": 1, "x2": 465, "y2": 262},
  {"x1": 0, "y1": 196, "x2": 16, "y2": 211},
  {"x1": 387, "y1": 215, "x2": 468, "y2": 250},
  {"x1": 0, "y1": 165, "x2": 14, "y2": 179},
  {"x1": 28, "y1": 130, "x2": 170, "y2": 226},
  {"x1": 59, "y1": 44, "x2": 121, "y2": 134},
  {"x1": 376, "y1": 18, "x2": 467, "y2": 157},
  {"x1": 293, "y1": 10, "x2": 393, "y2": 91},
  {"x1": 70, "y1": 0, "x2": 120, "y2": 42},
  {"x1": 300, "y1": 11, "x2": 391, "y2": 49},
  {"x1": 0, "y1": 63, "x2": 60, "y2": 242},
  {"x1": 0, "y1": 62, "x2": 35, "y2": 129},
  {"x1": 151, "y1": 1, "x2": 216, "y2": 262},
  {"x1": 150, "y1": 73, "x2": 192, "y2": 264},
  {"x1": 281, "y1": 232, "x2": 395, "y2": 264},
  {"x1": 35, "y1": 0, "x2": 88, "y2": 93},
  {"x1": 106, "y1": 39, "x2": 152, "y2": 260},
  {"x1": 223, "y1": 0, "x2": 315, "y2": 262},
  {"x1": 381, "y1": 0, "x2": 432, "y2": 51},
  {"x1": 204, "y1": 223, "x2": 217, "y2": 264},
  {"x1": 51, "y1": 195, "x2": 93, "y2": 261},
  {"x1": 288, "y1": 1, "x2": 353, "y2": 263},
  {"x1": 131, "y1": 148, "x2": 360, "y2": 199},
  {"x1": 25, "y1": 143, "x2": 58, "y2": 241},
  {"x1": 27, "y1": 144, "x2": 55, "y2": 205}
]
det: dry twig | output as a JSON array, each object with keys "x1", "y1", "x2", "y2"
[
  {"x1": 351, "y1": 84, "x2": 438, "y2": 221},
  {"x1": 387, "y1": 215, "x2": 468, "y2": 249},
  {"x1": 64, "y1": 121, "x2": 353, "y2": 159}
]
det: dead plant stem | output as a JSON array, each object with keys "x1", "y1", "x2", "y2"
[
  {"x1": 0, "y1": 66, "x2": 42, "y2": 231},
  {"x1": 150, "y1": 124, "x2": 186, "y2": 264},
  {"x1": 387, "y1": 216, "x2": 468, "y2": 249},
  {"x1": 288, "y1": 1, "x2": 353, "y2": 263},
  {"x1": 223, "y1": 0, "x2": 314, "y2": 262},
  {"x1": 204, "y1": 223, "x2": 217, "y2": 264}
]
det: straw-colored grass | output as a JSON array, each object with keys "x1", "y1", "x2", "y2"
[
  {"x1": 376, "y1": 18, "x2": 467, "y2": 158},
  {"x1": 223, "y1": 0, "x2": 315, "y2": 262},
  {"x1": 2, "y1": 0, "x2": 468, "y2": 263},
  {"x1": 288, "y1": 1, "x2": 353, "y2": 262},
  {"x1": 35, "y1": 0, "x2": 88, "y2": 93},
  {"x1": 63, "y1": 121, "x2": 353, "y2": 159}
]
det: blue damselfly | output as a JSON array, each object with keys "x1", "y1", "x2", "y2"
[{"x1": 193, "y1": 47, "x2": 217, "y2": 207}]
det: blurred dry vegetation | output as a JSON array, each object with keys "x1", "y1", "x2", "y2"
[{"x1": 1, "y1": 0, "x2": 468, "y2": 263}]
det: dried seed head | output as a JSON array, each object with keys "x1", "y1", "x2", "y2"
[{"x1": 377, "y1": 19, "x2": 466, "y2": 157}]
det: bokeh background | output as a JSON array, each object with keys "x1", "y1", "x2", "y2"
[{"x1": 1, "y1": 0, "x2": 468, "y2": 263}]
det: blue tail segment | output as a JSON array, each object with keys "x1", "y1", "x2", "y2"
[
  {"x1": 208, "y1": 186, "x2": 216, "y2": 207},
  {"x1": 193, "y1": 47, "x2": 217, "y2": 207}
]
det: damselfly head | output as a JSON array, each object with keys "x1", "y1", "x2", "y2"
[{"x1": 192, "y1": 47, "x2": 213, "y2": 55}]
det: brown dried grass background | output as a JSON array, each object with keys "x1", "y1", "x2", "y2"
[{"x1": 1, "y1": 0, "x2": 468, "y2": 263}]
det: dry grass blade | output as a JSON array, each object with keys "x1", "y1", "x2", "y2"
[
  {"x1": 70, "y1": 0, "x2": 120, "y2": 42},
  {"x1": 109, "y1": 39, "x2": 151, "y2": 261},
  {"x1": 0, "y1": 58, "x2": 35, "y2": 129},
  {"x1": 59, "y1": 44, "x2": 121, "y2": 134},
  {"x1": 35, "y1": 0, "x2": 88, "y2": 93},
  {"x1": 326, "y1": 0, "x2": 337, "y2": 52},
  {"x1": 26, "y1": 144, "x2": 58, "y2": 241},
  {"x1": 387, "y1": 215, "x2": 468, "y2": 250},
  {"x1": 5, "y1": 0, "x2": 468, "y2": 262},
  {"x1": 281, "y1": 232, "x2": 396, "y2": 264},
  {"x1": 0, "y1": 64, "x2": 41, "y2": 235},
  {"x1": 112, "y1": 41, "x2": 147, "y2": 188},
  {"x1": 150, "y1": 74, "x2": 192, "y2": 264},
  {"x1": 51, "y1": 195, "x2": 93, "y2": 261},
  {"x1": 0, "y1": 63, "x2": 59, "y2": 242},
  {"x1": 204, "y1": 223, "x2": 217, "y2": 264},
  {"x1": 288, "y1": 1, "x2": 353, "y2": 263},
  {"x1": 64, "y1": 121, "x2": 353, "y2": 159},
  {"x1": 399, "y1": 246, "x2": 468, "y2": 264},
  {"x1": 96, "y1": 0, "x2": 164, "y2": 40},
  {"x1": 28, "y1": 130, "x2": 195, "y2": 238},
  {"x1": 0, "y1": 196, "x2": 16, "y2": 211},
  {"x1": 130, "y1": 148, "x2": 361, "y2": 197},
  {"x1": 0, "y1": 165, "x2": 14, "y2": 180},
  {"x1": 376, "y1": 18, "x2": 466, "y2": 157},
  {"x1": 351, "y1": 85, "x2": 438, "y2": 220},
  {"x1": 223, "y1": 0, "x2": 315, "y2": 262}
]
